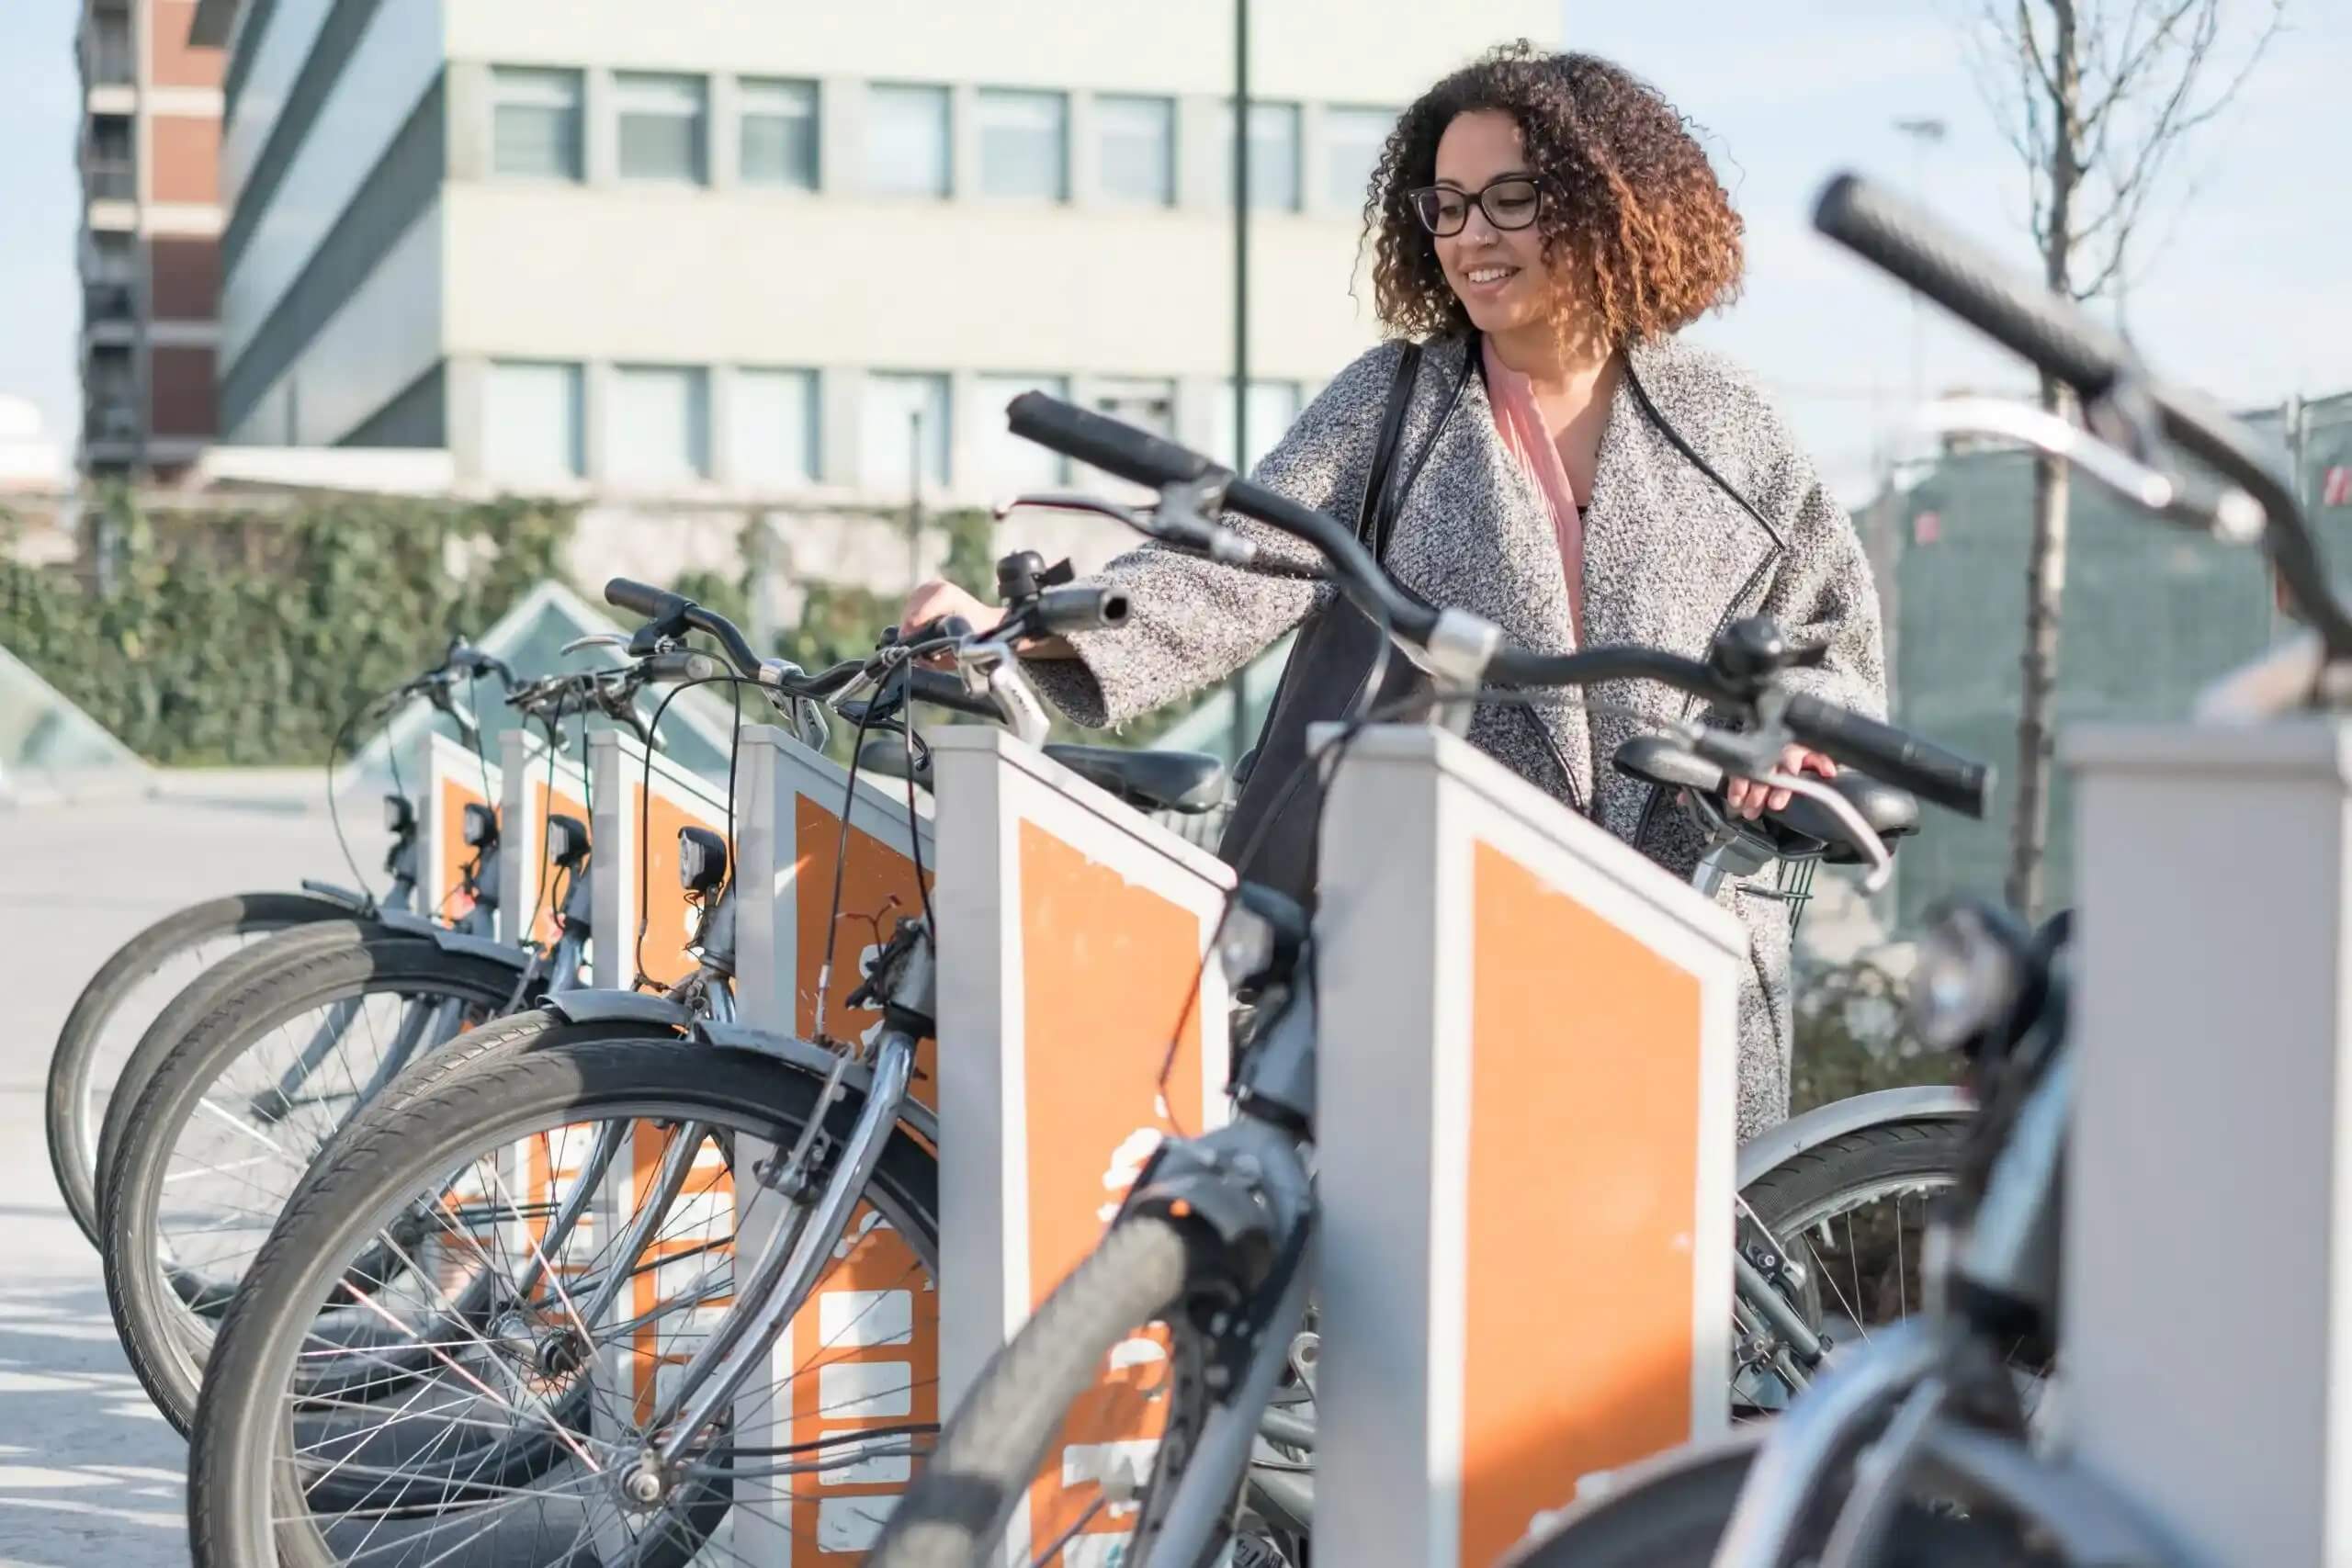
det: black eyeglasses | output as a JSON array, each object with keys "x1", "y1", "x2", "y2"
[{"x1": 1408, "y1": 175, "x2": 1543, "y2": 237}]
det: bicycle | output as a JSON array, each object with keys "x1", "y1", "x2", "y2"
[
  {"x1": 98, "y1": 661, "x2": 656, "y2": 1434},
  {"x1": 41, "y1": 637, "x2": 508, "y2": 1247},
  {"x1": 1494, "y1": 167, "x2": 2320, "y2": 1567},
  {"x1": 853, "y1": 389, "x2": 1991, "y2": 1568},
  {"x1": 181, "y1": 572, "x2": 1148, "y2": 1566}
]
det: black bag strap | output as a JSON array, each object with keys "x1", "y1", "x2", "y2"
[{"x1": 1355, "y1": 342, "x2": 1424, "y2": 561}]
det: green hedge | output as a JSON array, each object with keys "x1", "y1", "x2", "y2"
[
  {"x1": 2, "y1": 491, "x2": 571, "y2": 766},
  {"x1": 2, "y1": 494, "x2": 1185, "y2": 767}
]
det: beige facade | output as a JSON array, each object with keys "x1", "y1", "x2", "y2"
[{"x1": 194, "y1": 0, "x2": 1558, "y2": 508}]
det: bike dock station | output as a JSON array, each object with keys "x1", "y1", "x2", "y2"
[
  {"x1": 2066, "y1": 716, "x2": 2352, "y2": 1565},
  {"x1": 929, "y1": 724, "x2": 1235, "y2": 1566},
  {"x1": 727, "y1": 721, "x2": 939, "y2": 1562},
  {"x1": 1316, "y1": 725, "x2": 1743, "y2": 1566}
]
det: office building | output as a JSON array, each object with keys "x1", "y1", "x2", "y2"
[
  {"x1": 187, "y1": 0, "x2": 1557, "y2": 505},
  {"x1": 76, "y1": 0, "x2": 226, "y2": 479}
]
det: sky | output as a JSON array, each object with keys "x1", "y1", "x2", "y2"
[{"x1": 0, "y1": 0, "x2": 2345, "y2": 499}]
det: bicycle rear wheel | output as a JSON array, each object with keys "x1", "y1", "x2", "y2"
[
  {"x1": 190, "y1": 1033, "x2": 942, "y2": 1568},
  {"x1": 46, "y1": 891, "x2": 357, "y2": 1246},
  {"x1": 102, "y1": 933, "x2": 519, "y2": 1432}
]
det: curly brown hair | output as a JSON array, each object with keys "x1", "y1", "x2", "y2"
[{"x1": 1364, "y1": 43, "x2": 1744, "y2": 347}]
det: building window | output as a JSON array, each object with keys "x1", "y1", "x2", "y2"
[
  {"x1": 1213, "y1": 379, "x2": 1302, "y2": 473},
  {"x1": 485, "y1": 360, "x2": 584, "y2": 482},
  {"x1": 977, "y1": 374, "x2": 1070, "y2": 492},
  {"x1": 90, "y1": 6, "x2": 133, "y2": 86},
  {"x1": 1220, "y1": 102, "x2": 1301, "y2": 212},
  {"x1": 731, "y1": 367, "x2": 820, "y2": 487},
  {"x1": 740, "y1": 78, "x2": 819, "y2": 190},
  {"x1": 1095, "y1": 95, "x2": 1174, "y2": 207},
  {"x1": 610, "y1": 365, "x2": 711, "y2": 483},
  {"x1": 978, "y1": 89, "x2": 1068, "y2": 201},
  {"x1": 862, "y1": 372, "x2": 950, "y2": 492},
  {"x1": 865, "y1": 84, "x2": 951, "y2": 198},
  {"x1": 616, "y1": 73, "x2": 707, "y2": 185},
  {"x1": 1325, "y1": 106, "x2": 1397, "y2": 213},
  {"x1": 1091, "y1": 377, "x2": 1177, "y2": 437},
  {"x1": 491, "y1": 67, "x2": 583, "y2": 181}
]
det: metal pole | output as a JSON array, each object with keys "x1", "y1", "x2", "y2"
[
  {"x1": 908, "y1": 410, "x2": 925, "y2": 592},
  {"x1": 1227, "y1": 0, "x2": 1253, "y2": 766}
]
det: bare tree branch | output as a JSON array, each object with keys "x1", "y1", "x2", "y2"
[
  {"x1": 2012, "y1": 0, "x2": 2068, "y2": 107},
  {"x1": 2084, "y1": 0, "x2": 2201, "y2": 130}
]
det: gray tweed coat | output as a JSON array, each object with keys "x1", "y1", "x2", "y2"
[{"x1": 1028, "y1": 333, "x2": 1886, "y2": 1136}]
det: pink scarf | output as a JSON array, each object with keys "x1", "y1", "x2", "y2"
[{"x1": 1481, "y1": 337, "x2": 1587, "y2": 649}]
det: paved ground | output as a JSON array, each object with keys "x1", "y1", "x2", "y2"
[{"x1": 0, "y1": 773, "x2": 352, "y2": 1566}]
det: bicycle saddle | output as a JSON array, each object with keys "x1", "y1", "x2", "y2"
[
  {"x1": 1044, "y1": 744, "x2": 1227, "y2": 815},
  {"x1": 1611, "y1": 735, "x2": 1919, "y2": 865},
  {"x1": 854, "y1": 737, "x2": 1228, "y2": 816}
]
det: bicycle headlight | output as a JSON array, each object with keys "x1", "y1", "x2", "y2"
[
  {"x1": 1216, "y1": 904, "x2": 1278, "y2": 992},
  {"x1": 462, "y1": 801, "x2": 498, "y2": 850},
  {"x1": 1907, "y1": 900, "x2": 2026, "y2": 1055},
  {"x1": 545, "y1": 813, "x2": 590, "y2": 871},
  {"x1": 678, "y1": 826, "x2": 728, "y2": 897},
  {"x1": 383, "y1": 794, "x2": 416, "y2": 836}
]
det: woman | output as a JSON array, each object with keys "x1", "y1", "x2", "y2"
[{"x1": 904, "y1": 44, "x2": 1884, "y2": 1136}]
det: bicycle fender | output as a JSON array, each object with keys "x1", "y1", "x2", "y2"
[
  {"x1": 1736, "y1": 1085, "x2": 1974, "y2": 1190},
  {"x1": 693, "y1": 1021, "x2": 942, "y2": 1149},
  {"x1": 299, "y1": 878, "x2": 372, "y2": 911},
  {"x1": 542, "y1": 989, "x2": 695, "y2": 1030},
  {"x1": 368, "y1": 908, "x2": 527, "y2": 971}
]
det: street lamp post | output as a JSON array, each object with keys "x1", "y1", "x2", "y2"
[
  {"x1": 1892, "y1": 116, "x2": 1949, "y2": 446},
  {"x1": 1227, "y1": 0, "x2": 1253, "y2": 765}
]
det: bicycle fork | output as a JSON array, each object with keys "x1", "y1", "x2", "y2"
[{"x1": 625, "y1": 920, "x2": 937, "y2": 1499}]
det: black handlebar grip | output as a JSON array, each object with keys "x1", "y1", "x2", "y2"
[
  {"x1": 604, "y1": 577, "x2": 690, "y2": 621},
  {"x1": 1031, "y1": 584, "x2": 1130, "y2": 637},
  {"x1": 1783, "y1": 694, "x2": 1993, "y2": 821},
  {"x1": 1006, "y1": 392, "x2": 1222, "y2": 491},
  {"x1": 906, "y1": 667, "x2": 1010, "y2": 721},
  {"x1": 1813, "y1": 173, "x2": 2132, "y2": 400}
]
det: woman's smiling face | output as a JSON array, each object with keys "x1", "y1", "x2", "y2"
[{"x1": 1430, "y1": 109, "x2": 1551, "y2": 336}]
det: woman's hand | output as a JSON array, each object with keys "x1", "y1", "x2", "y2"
[
  {"x1": 898, "y1": 579, "x2": 1001, "y2": 642},
  {"x1": 896, "y1": 579, "x2": 1079, "y2": 661},
  {"x1": 1724, "y1": 744, "x2": 1837, "y2": 821}
]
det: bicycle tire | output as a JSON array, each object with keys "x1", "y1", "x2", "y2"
[
  {"x1": 1496, "y1": 1432, "x2": 2040, "y2": 1567},
  {"x1": 868, "y1": 1214, "x2": 1227, "y2": 1568},
  {"x1": 102, "y1": 934, "x2": 524, "y2": 1434},
  {"x1": 91, "y1": 917, "x2": 384, "y2": 1228},
  {"x1": 45, "y1": 891, "x2": 357, "y2": 1246},
  {"x1": 190, "y1": 1033, "x2": 943, "y2": 1568},
  {"x1": 1740, "y1": 1116, "x2": 1969, "y2": 1234}
]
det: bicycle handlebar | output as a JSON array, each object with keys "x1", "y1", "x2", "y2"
[
  {"x1": 1004, "y1": 391, "x2": 1991, "y2": 818},
  {"x1": 1782, "y1": 693, "x2": 1990, "y2": 818},
  {"x1": 1814, "y1": 171, "x2": 2352, "y2": 660}
]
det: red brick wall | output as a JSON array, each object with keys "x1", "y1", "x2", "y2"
[
  {"x1": 151, "y1": 114, "x2": 220, "y2": 204},
  {"x1": 150, "y1": 345, "x2": 217, "y2": 437},
  {"x1": 149, "y1": 236, "x2": 219, "y2": 321},
  {"x1": 149, "y1": 0, "x2": 223, "y2": 89}
]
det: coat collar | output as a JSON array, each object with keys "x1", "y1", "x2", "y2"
[{"x1": 1377, "y1": 334, "x2": 1782, "y2": 823}]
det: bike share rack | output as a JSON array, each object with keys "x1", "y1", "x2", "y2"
[
  {"x1": 2065, "y1": 718, "x2": 2352, "y2": 1565},
  {"x1": 1316, "y1": 726, "x2": 1743, "y2": 1567},
  {"x1": 928, "y1": 725, "x2": 1236, "y2": 1566},
  {"x1": 727, "y1": 722, "x2": 939, "y2": 1563}
]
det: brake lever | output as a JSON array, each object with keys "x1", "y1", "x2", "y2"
[
  {"x1": 1765, "y1": 770, "x2": 1894, "y2": 894},
  {"x1": 562, "y1": 632, "x2": 633, "y2": 659}
]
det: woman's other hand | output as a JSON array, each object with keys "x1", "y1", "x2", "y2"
[{"x1": 1724, "y1": 744, "x2": 1836, "y2": 820}]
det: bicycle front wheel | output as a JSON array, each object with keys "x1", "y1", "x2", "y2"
[
  {"x1": 870, "y1": 1214, "x2": 1250, "y2": 1568},
  {"x1": 102, "y1": 932, "x2": 520, "y2": 1431},
  {"x1": 190, "y1": 1032, "x2": 942, "y2": 1568},
  {"x1": 1496, "y1": 1430, "x2": 2040, "y2": 1567},
  {"x1": 46, "y1": 891, "x2": 357, "y2": 1245}
]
